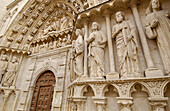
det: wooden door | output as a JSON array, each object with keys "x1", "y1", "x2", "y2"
[{"x1": 30, "y1": 71, "x2": 55, "y2": 111}]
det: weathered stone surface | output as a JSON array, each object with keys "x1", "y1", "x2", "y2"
[{"x1": 0, "y1": 0, "x2": 170, "y2": 111}]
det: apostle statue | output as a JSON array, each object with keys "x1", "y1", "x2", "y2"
[
  {"x1": 2, "y1": 56, "x2": 19, "y2": 87},
  {"x1": 112, "y1": 11, "x2": 140, "y2": 78},
  {"x1": 87, "y1": 22, "x2": 107, "y2": 78},
  {"x1": 145, "y1": 0, "x2": 170, "y2": 74},
  {"x1": 0, "y1": 52, "x2": 8, "y2": 82},
  {"x1": 72, "y1": 29, "x2": 84, "y2": 79}
]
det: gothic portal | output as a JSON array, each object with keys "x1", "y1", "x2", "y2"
[
  {"x1": 0, "y1": 0, "x2": 170, "y2": 111},
  {"x1": 30, "y1": 71, "x2": 55, "y2": 111}
]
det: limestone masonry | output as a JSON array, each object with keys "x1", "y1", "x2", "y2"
[{"x1": 0, "y1": 0, "x2": 170, "y2": 111}]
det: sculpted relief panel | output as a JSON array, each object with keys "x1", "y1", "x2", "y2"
[{"x1": 0, "y1": 50, "x2": 22, "y2": 88}]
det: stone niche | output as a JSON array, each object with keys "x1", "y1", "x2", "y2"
[{"x1": 68, "y1": 0, "x2": 170, "y2": 111}]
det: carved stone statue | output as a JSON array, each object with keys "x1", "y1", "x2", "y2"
[
  {"x1": 112, "y1": 11, "x2": 140, "y2": 78},
  {"x1": 23, "y1": 35, "x2": 34, "y2": 50},
  {"x1": 49, "y1": 41, "x2": 54, "y2": 50},
  {"x1": 13, "y1": 35, "x2": 23, "y2": 48},
  {"x1": 0, "y1": 52, "x2": 8, "y2": 82},
  {"x1": 72, "y1": 29, "x2": 84, "y2": 78},
  {"x1": 87, "y1": 22, "x2": 107, "y2": 78},
  {"x1": 145, "y1": 0, "x2": 170, "y2": 74},
  {"x1": 60, "y1": 15, "x2": 68, "y2": 30},
  {"x1": 2, "y1": 56, "x2": 19, "y2": 87},
  {"x1": 6, "y1": 36, "x2": 14, "y2": 47}
]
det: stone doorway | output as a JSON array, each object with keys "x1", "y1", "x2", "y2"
[{"x1": 30, "y1": 71, "x2": 56, "y2": 111}]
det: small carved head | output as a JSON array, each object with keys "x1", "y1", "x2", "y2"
[
  {"x1": 75, "y1": 29, "x2": 82, "y2": 36},
  {"x1": 92, "y1": 22, "x2": 100, "y2": 31},
  {"x1": 11, "y1": 57, "x2": 17, "y2": 63},
  {"x1": 151, "y1": 0, "x2": 161, "y2": 9},
  {"x1": 2, "y1": 55, "x2": 8, "y2": 61},
  {"x1": 146, "y1": 0, "x2": 162, "y2": 14},
  {"x1": 115, "y1": 11, "x2": 125, "y2": 23}
]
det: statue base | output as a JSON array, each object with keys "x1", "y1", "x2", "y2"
[
  {"x1": 106, "y1": 72, "x2": 119, "y2": 80},
  {"x1": 78, "y1": 75, "x2": 89, "y2": 81},
  {"x1": 145, "y1": 68, "x2": 164, "y2": 77}
]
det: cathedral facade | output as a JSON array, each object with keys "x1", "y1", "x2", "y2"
[{"x1": 0, "y1": 0, "x2": 170, "y2": 111}]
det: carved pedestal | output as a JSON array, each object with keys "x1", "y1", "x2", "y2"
[
  {"x1": 149, "y1": 97, "x2": 168, "y2": 111},
  {"x1": 117, "y1": 97, "x2": 133, "y2": 111},
  {"x1": 93, "y1": 97, "x2": 107, "y2": 111}
]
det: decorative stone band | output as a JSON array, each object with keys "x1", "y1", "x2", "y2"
[
  {"x1": 31, "y1": 27, "x2": 73, "y2": 44},
  {"x1": 0, "y1": 46, "x2": 31, "y2": 55}
]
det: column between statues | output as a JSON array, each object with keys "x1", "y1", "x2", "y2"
[
  {"x1": 130, "y1": 2, "x2": 163, "y2": 77},
  {"x1": 83, "y1": 19, "x2": 89, "y2": 77},
  {"x1": 104, "y1": 9, "x2": 119, "y2": 79}
]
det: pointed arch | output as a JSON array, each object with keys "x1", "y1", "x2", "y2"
[
  {"x1": 30, "y1": 70, "x2": 56, "y2": 111},
  {"x1": 81, "y1": 84, "x2": 95, "y2": 97},
  {"x1": 128, "y1": 82, "x2": 152, "y2": 97}
]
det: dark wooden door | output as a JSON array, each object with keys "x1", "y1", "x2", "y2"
[{"x1": 30, "y1": 71, "x2": 55, "y2": 111}]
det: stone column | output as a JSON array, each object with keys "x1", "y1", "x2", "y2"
[
  {"x1": 130, "y1": 1, "x2": 163, "y2": 77},
  {"x1": 117, "y1": 97, "x2": 133, "y2": 111},
  {"x1": 1, "y1": 90, "x2": 10, "y2": 111},
  {"x1": 93, "y1": 97, "x2": 107, "y2": 111},
  {"x1": 82, "y1": 18, "x2": 89, "y2": 78},
  {"x1": 104, "y1": 9, "x2": 119, "y2": 79},
  {"x1": 149, "y1": 97, "x2": 168, "y2": 111},
  {"x1": 72, "y1": 96, "x2": 87, "y2": 111}
]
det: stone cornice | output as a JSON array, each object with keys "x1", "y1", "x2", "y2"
[
  {"x1": 29, "y1": 45, "x2": 71, "y2": 58},
  {"x1": 31, "y1": 27, "x2": 73, "y2": 44},
  {"x1": 68, "y1": 76, "x2": 170, "y2": 88},
  {"x1": 0, "y1": 46, "x2": 31, "y2": 54},
  {"x1": 7, "y1": 0, "x2": 22, "y2": 10}
]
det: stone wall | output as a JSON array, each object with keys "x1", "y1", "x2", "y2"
[{"x1": 0, "y1": 0, "x2": 169, "y2": 111}]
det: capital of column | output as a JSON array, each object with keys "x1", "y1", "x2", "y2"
[
  {"x1": 83, "y1": 18, "x2": 90, "y2": 26},
  {"x1": 103, "y1": 9, "x2": 110, "y2": 18},
  {"x1": 148, "y1": 97, "x2": 168, "y2": 111},
  {"x1": 93, "y1": 97, "x2": 107, "y2": 111},
  {"x1": 72, "y1": 96, "x2": 87, "y2": 102},
  {"x1": 123, "y1": 0, "x2": 141, "y2": 8},
  {"x1": 93, "y1": 97, "x2": 107, "y2": 104},
  {"x1": 117, "y1": 97, "x2": 133, "y2": 111}
]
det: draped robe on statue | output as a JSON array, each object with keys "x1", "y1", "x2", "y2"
[
  {"x1": 145, "y1": 10, "x2": 170, "y2": 74},
  {"x1": 87, "y1": 31, "x2": 107, "y2": 77},
  {"x1": 3, "y1": 59, "x2": 18, "y2": 87},
  {"x1": 74, "y1": 34, "x2": 84, "y2": 77},
  {"x1": 0, "y1": 55, "x2": 8, "y2": 82},
  {"x1": 112, "y1": 20, "x2": 140, "y2": 78}
]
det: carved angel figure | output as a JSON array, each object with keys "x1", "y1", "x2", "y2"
[
  {"x1": 72, "y1": 29, "x2": 84, "y2": 78},
  {"x1": 2, "y1": 57, "x2": 19, "y2": 87},
  {"x1": 112, "y1": 11, "x2": 140, "y2": 78},
  {"x1": 145, "y1": 0, "x2": 170, "y2": 74},
  {"x1": 87, "y1": 22, "x2": 107, "y2": 78},
  {"x1": 0, "y1": 52, "x2": 8, "y2": 82}
]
